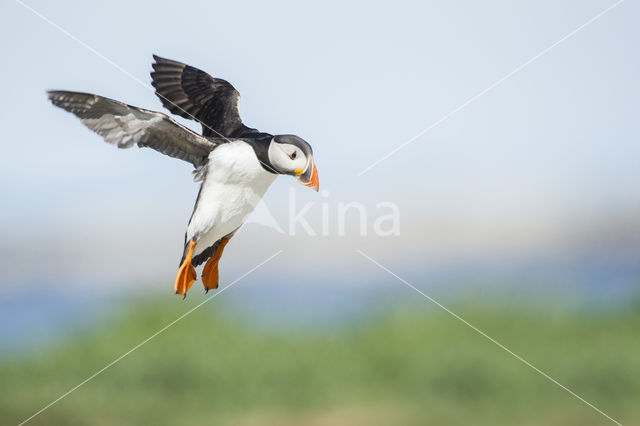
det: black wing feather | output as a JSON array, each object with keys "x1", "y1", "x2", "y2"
[{"x1": 151, "y1": 55, "x2": 254, "y2": 138}]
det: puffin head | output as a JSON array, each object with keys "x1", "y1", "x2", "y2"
[{"x1": 268, "y1": 135, "x2": 319, "y2": 191}]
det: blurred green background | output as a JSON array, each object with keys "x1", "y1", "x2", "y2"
[{"x1": 2, "y1": 298, "x2": 639, "y2": 425}]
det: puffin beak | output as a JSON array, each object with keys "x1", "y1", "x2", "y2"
[{"x1": 296, "y1": 157, "x2": 319, "y2": 191}]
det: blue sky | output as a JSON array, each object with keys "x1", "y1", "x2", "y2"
[{"x1": 0, "y1": 0, "x2": 638, "y2": 297}]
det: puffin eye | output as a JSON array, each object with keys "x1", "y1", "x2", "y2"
[{"x1": 289, "y1": 151, "x2": 297, "y2": 160}]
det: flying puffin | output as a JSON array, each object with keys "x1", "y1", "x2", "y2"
[{"x1": 48, "y1": 55, "x2": 319, "y2": 296}]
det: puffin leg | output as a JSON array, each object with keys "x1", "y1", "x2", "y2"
[
  {"x1": 175, "y1": 240, "x2": 197, "y2": 296},
  {"x1": 202, "y1": 237, "x2": 230, "y2": 292}
]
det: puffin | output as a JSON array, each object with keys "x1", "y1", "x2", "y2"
[{"x1": 48, "y1": 55, "x2": 319, "y2": 296}]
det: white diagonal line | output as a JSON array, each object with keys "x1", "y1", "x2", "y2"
[
  {"x1": 357, "y1": 250, "x2": 623, "y2": 426},
  {"x1": 17, "y1": 250, "x2": 283, "y2": 426},
  {"x1": 15, "y1": 0, "x2": 286, "y2": 175},
  {"x1": 14, "y1": 0, "x2": 222, "y2": 140},
  {"x1": 357, "y1": 0, "x2": 625, "y2": 176}
]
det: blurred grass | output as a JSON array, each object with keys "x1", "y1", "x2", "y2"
[{"x1": 1, "y1": 297, "x2": 639, "y2": 425}]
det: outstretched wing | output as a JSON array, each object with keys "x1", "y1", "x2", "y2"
[
  {"x1": 48, "y1": 90, "x2": 218, "y2": 167},
  {"x1": 151, "y1": 55, "x2": 254, "y2": 138}
]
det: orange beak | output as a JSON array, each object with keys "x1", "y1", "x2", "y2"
[{"x1": 297, "y1": 157, "x2": 319, "y2": 191}]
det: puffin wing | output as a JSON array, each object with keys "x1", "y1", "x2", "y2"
[
  {"x1": 48, "y1": 90, "x2": 218, "y2": 167},
  {"x1": 151, "y1": 55, "x2": 253, "y2": 138}
]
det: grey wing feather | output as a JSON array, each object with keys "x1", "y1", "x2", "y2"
[{"x1": 48, "y1": 90, "x2": 218, "y2": 167}]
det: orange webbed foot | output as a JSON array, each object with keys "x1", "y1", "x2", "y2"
[
  {"x1": 202, "y1": 258, "x2": 219, "y2": 292},
  {"x1": 175, "y1": 240, "x2": 197, "y2": 297},
  {"x1": 202, "y1": 237, "x2": 230, "y2": 292}
]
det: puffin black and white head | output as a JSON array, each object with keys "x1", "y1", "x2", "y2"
[{"x1": 268, "y1": 134, "x2": 319, "y2": 191}]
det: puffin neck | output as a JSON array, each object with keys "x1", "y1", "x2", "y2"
[{"x1": 241, "y1": 135, "x2": 280, "y2": 174}]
